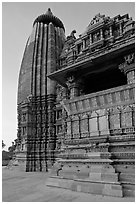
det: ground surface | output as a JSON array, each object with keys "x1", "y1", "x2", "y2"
[{"x1": 2, "y1": 166, "x2": 135, "y2": 202}]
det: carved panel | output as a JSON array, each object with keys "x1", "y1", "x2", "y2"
[
  {"x1": 115, "y1": 92, "x2": 121, "y2": 103},
  {"x1": 127, "y1": 71, "x2": 135, "y2": 84},
  {"x1": 80, "y1": 119, "x2": 88, "y2": 133},
  {"x1": 78, "y1": 100, "x2": 83, "y2": 111},
  {"x1": 124, "y1": 89, "x2": 130, "y2": 101},
  {"x1": 99, "y1": 115, "x2": 109, "y2": 135},
  {"x1": 121, "y1": 106, "x2": 132, "y2": 127},
  {"x1": 71, "y1": 102, "x2": 77, "y2": 112},
  {"x1": 89, "y1": 111, "x2": 99, "y2": 136},
  {"x1": 72, "y1": 120, "x2": 79, "y2": 134},
  {"x1": 107, "y1": 93, "x2": 113, "y2": 104},
  {"x1": 67, "y1": 121, "x2": 71, "y2": 134},
  {"x1": 109, "y1": 107, "x2": 121, "y2": 129},
  {"x1": 132, "y1": 109, "x2": 135, "y2": 127},
  {"x1": 91, "y1": 97, "x2": 98, "y2": 108},
  {"x1": 84, "y1": 99, "x2": 90, "y2": 109},
  {"x1": 99, "y1": 95, "x2": 105, "y2": 106}
]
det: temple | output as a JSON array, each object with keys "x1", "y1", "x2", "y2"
[{"x1": 16, "y1": 9, "x2": 135, "y2": 197}]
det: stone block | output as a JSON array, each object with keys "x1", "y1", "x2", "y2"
[
  {"x1": 46, "y1": 177, "x2": 74, "y2": 189},
  {"x1": 75, "y1": 172, "x2": 89, "y2": 179},
  {"x1": 101, "y1": 173, "x2": 119, "y2": 182},
  {"x1": 46, "y1": 173, "x2": 123, "y2": 197},
  {"x1": 87, "y1": 152, "x2": 111, "y2": 159},
  {"x1": 75, "y1": 180, "x2": 103, "y2": 195},
  {"x1": 102, "y1": 183, "x2": 123, "y2": 197},
  {"x1": 89, "y1": 172, "x2": 118, "y2": 182},
  {"x1": 89, "y1": 164, "x2": 115, "y2": 173}
]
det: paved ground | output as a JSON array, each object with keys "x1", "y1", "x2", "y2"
[{"x1": 2, "y1": 166, "x2": 135, "y2": 202}]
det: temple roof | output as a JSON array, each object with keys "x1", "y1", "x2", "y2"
[{"x1": 33, "y1": 8, "x2": 65, "y2": 31}]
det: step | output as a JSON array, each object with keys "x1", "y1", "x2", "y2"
[{"x1": 46, "y1": 176, "x2": 123, "y2": 197}]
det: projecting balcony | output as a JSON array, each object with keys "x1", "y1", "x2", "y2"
[
  {"x1": 61, "y1": 83, "x2": 134, "y2": 116},
  {"x1": 48, "y1": 35, "x2": 134, "y2": 87},
  {"x1": 60, "y1": 83, "x2": 134, "y2": 143}
]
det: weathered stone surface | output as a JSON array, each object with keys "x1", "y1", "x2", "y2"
[
  {"x1": 46, "y1": 176, "x2": 123, "y2": 197},
  {"x1": 16, "y1": 9, "x2": 135, "y2": 199}
]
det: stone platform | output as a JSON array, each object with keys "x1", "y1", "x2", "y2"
[
  {"x1": 46, "y1": 152, "x2": 123, "y2": 197},
  {"x1": 3, "y1": 167, "x2": 134, "y2": 202}
]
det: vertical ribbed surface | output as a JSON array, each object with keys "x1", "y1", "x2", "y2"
[
  {"x1": 17, "y1": 14, "x2": 65, "y2": 171},
  {"x1": 17, "y1": 24, "x2": 37, "y2": 104},
  {"x1": 41, "y1": 24, "x2": 48, "y2": 96},
  {"x1": 36, "y1": 23, "x2": 43, "y2": 96},
  {"x1": 32, "y1": 22, "x2": 39, "y2": 96},
  {"x1": 18, "y1": 22, "x2": 65, "y2": 100},
  {"x1": 47, "y1": 22, "x2": 56, "y2": 95}
]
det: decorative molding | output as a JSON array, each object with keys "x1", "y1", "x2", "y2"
[{"x1": 119, "y1": 53, "x2": 135, "y2": 74}]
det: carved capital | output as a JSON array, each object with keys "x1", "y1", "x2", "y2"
[
  {"x1": 66, "y1": 75, "x2": 84, "y2": 99},
  {"x1": 119, "y1": 53, "x2": 135, "y2": 74},
  {"x1": 56, "y1": 84, "x2": 68, "y2": 101},
  {"x1": 66, "y1": 75, "x2": 77, "y2": 89}
]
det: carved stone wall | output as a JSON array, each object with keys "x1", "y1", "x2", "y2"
[{"x1": 63, "y1": 84, "x2": 134, "y2": 140}]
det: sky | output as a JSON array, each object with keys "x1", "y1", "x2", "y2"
[{"x1": 2, "y1": 1, "x2": 135, "y2": 150}]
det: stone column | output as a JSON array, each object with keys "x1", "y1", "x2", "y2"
[
  {"x1": 119, "y1": 23, "x2": 122, "y2": 35},
  {"x1": 119, "y1": 53, "x2": 135, "y2": 84},
  {"x1": 66, "y1": 76, "x2": 79, "y2": 99},
  {"x1": 100, "y1": 29, "x2": 103, "y2": 39},
  {"x1": 109, "y1": 26, "x2": 113, "y2": 37},
  {"x1": 83, "y1": 39, "x2": 86, "y2": 50},
  {"x1": 89, "y1": 33, "x2": 92, "y2": 44}
]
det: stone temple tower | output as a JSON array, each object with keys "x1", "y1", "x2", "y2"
[{"x1": 17, "y1": 8, "x2": 65, "y2": 171}]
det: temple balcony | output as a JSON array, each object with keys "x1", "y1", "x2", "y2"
[
  {"x1": 48, "y1": 35, "x2": 135, "y2": 86},
  {"x1": 61, "y1": 83, "x2": 134, "y2": 116},
  {"x1": 61, "y1": 82, "x2": 134, "y2": 141}
]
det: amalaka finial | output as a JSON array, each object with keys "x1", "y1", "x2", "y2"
[{"x1": 46, "y1": 8, "x2": 53, "y2": 16}]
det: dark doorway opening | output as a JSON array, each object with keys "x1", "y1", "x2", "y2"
[{"x1": 83, "y1": 68, "x2": 127, "y2": 95}]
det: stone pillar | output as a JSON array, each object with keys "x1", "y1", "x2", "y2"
[
  {"x1": 100, "y1": 29, "x2": 103, "y2": 39},
  {"x1": 119, "y1": 53, "x2": 135, "y2": 84},
  {"x1": 119, "y1": 23, "x2": 122, "y2": 35},
  {"x1": 89, "y1": 33, "x2": 92, "y2": 44},
  {"x1": 109, "y1": 26, "x2": 113, "y2": 37},
  {"x1": 83, "y1": 39, "x2": 86, "y2": 50},
  {"x1": 66, "y1": 75, "x2": 79, "y2": 99}
]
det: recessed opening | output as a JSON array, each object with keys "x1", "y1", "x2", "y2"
[{"x1": 83, "y1": 68, "x2": 127, "y2": 95}]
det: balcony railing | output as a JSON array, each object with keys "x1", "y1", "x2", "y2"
[{"x1": 62, "y1": 83, "x2": 134, "y2": 116}]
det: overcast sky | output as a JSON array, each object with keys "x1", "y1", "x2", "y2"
[{"x1": 2, "y1": 2, "x2": 135, "y2": 150}]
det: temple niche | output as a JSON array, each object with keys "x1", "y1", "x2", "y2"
[{"x1": 16, "y1": 9, "x2": 135, "y2": 198}]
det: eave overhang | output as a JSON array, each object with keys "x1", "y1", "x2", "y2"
[{"x1": 47, "y1": 37, "x2": 135, "y2": 87}]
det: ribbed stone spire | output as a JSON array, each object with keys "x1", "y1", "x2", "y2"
[
  {"x1": 18, "y1": 10, "x2": 65, "y2": 104},
  {"x1": 17, "y1": 10, "x2": 66, "y2": 171}
]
